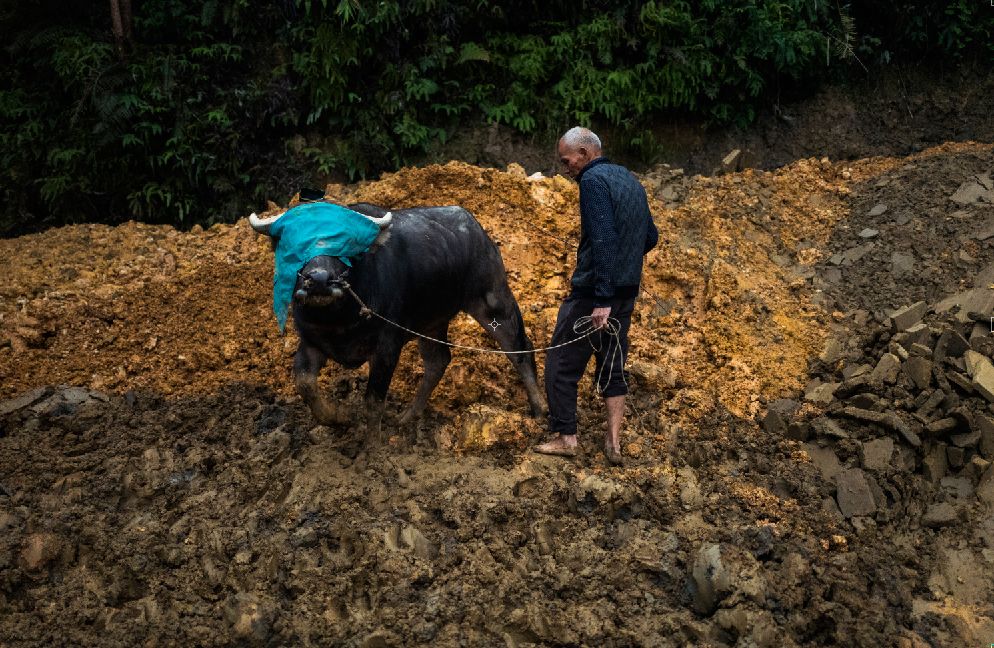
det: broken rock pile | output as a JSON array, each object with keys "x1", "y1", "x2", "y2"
[{"x1": 764, "y1": 290, "x2": 994, "y2": 531}]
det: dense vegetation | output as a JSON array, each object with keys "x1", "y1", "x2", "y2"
[{"x1": 1, "y1": 0, "x2": 991, "y2": 234}]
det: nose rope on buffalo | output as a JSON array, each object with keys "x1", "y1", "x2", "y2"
[{"x1": 340, "y1": 283, "x2": 627, "y2": 395}]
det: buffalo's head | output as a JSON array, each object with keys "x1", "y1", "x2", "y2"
[{"x1": 248, "y1": 205, "x2": 392, "y2": 307}]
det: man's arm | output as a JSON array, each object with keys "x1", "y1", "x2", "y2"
[
  {"x1": 644, "y1": 211, "x2": 659, "y2": 253},
  {"x1": 579, "y1": 175, "x2": 618, "y2": 308}
]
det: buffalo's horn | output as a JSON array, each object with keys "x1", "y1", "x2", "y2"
[
  {"x1": 248, "y1": 210, "x2": 286, "y2": 235},
  {"x1": 365, "y1": 211, "x2": 393, "y2": 230}
]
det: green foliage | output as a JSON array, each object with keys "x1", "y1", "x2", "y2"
[{"x1": 1, "y1": 1, "x2": 992, "y2": 233}]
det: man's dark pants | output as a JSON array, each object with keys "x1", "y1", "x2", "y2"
[{"x1": 544, "y1": 292, "x2": 636, "y2": 436}]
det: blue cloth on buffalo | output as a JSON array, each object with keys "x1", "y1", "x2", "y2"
[{"x1": 270, "y1": 202, "x2": 380, "y2": 332}]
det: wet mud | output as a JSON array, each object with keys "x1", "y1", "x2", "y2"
[{"x1": 2, "y1": 143, "x2": 994, "y2": 646}]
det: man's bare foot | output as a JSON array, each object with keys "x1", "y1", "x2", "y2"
[
  {"x1": 604, "y1": 444, "x2": 623, "y2": 466},
  {"x1": 534, "y1": 434, "x2": 578, "y2": 457}
]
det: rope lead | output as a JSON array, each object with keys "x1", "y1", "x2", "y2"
[{"x1": 340, "y1": 283, "x2": 621, "y2": 357}]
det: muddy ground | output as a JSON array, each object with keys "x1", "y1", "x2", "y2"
[{"x1": 2, "y1": 142, "x2": 994, "y2": 646}]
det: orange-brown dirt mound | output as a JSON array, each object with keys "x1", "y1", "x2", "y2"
[{"x1": 1, "y1": 143, "x2": 993, "y2": 646}]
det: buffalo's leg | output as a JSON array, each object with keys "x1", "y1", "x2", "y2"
[
  {"x1": 399, "y1": 327, "x2": 452, "y2": 426},
  {"x1": 467, "y1": 288, "x2": 547, "y2": 417},
  {"x1": 364, "y1": 332, "x2": 405, "y2": 442},
  {"x1": 294, "y1": 343, "x2": 348, "y2": 425}
]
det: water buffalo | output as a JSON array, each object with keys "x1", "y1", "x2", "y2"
[{"x1": 249, "y1": 202, "x2": 546, "y2": 437}]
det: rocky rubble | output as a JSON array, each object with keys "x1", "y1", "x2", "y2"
[{"x1": 767, "y1": 289, "x2": 994, "y2": 529}]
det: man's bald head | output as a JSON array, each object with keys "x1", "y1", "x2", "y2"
[{"x1": 558, "y1": 127, "x2": 602, "y2": 179}]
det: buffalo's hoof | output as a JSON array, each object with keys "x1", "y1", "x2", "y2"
[
  {"x1": 397, "y1": 407, "x2": 422, "y2": 426},
  {"x1": 312, "y1": 403, "x2": 349, "y2": 427}
]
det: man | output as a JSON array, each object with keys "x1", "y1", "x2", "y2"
[{"x1": 535, "y1": 127, "x2": 658, "y2": 465}]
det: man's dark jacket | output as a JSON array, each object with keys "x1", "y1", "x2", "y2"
[{"x1": 570, "y1": 157, "x2": 658, "y2": 306}]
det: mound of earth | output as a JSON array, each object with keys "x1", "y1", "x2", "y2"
[{"x1": 1, "y1": 143, "x2": 993, "y2": 646}]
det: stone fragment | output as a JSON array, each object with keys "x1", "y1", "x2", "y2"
[
  {"x1": 786, "y1": 421, "x2": 809, "y2": 442},
  {"x1": 842, "y1": 243, "x2": 874, "y2": 265},
  {"x1": 934, "y1": 288, "x2": 994, "y2": 324},
  {"x1": 978, "y1": 221, "x2": 994, "y2": 242},
  {"x1": 909, "y1": 343, "x2": 933, "y2": 357},
  {"x1": 932, "y1": 366, "x2": 953, "y2": 396},
  {"x1": 946, "y1": 446, "x2": 965, "y2": 469},
  {"x1": 963, "y1": 349, "x2": 989, "y2": 377},
  {"x1": 894, "y1": 445, "x2": 918, "y2": 472},
  {"x1": 0, "y1": 387, "x2": 52, "y2": 417},
  {"x1": 898, "y1": 322, "x2": 930, "y2": 347},
  {"x1": 858, "y1": 228, "x2": 879, "y2": 238},
  {"x1": 819, "y1": 267, "x2": 842, "y2": 284},
  {"x1": 767, "y1": 398, "x2": 801, "y2": 416},
  {"x1": 678, "y1": 467, "x2": 703, "y2": 511},
  {"x1": 804, "y1": 381, "x2": 839, "y2": 405},
  {"x1": 917, "y1": 390, "x2": 945, "y2": 417},
  {"x1": 969, "y1": 322, "x2": 988, "y2": 343},
  {"x1": 819, "y1": 338, "x2": 844, "y2": 364},
  {"x1": 903, "y1": 357, "x2": 933, "y2": 390},
  {"x1": 804, "y1": 443, "x2": 841, "y2": 480},
  {"x1": 860, "y1": 438, "x2": 894, "y2": 471},
  {"x1": 869, "y1": 353, "x2": 902, "y2": 385},
  {"x1": 889, "y1": 341, "x2": 909, "y2": 361},
  {"x1": 945, "y1": 331, "x2": 969, "y2": 358},
  {"x1": 628, "y1": 360, "x2": 677, "y2": 389},
  {"x1": 971, "y1": 357, "x2": 994, "y2": 403},
  {"x1": 888, "y1": 301, "x2": 927, "y2": 332},
  {"x1": 761, "y1": 410, "x2": 787, "y2": 437},
  {"x1": 846, "y1": 393, "x2": 883, "y2": 410},
  {"x1": 835, "y1": 469, "x2": 876, "y2": 518},
  {"x1": 838, "y1": 407, "x2": 921, "y2": 447},
  {"x1": 978, "y1": 413, "x2": 994, "y2": 460},
  {"x1": 945, "y1": 370, "x2": 975, "y2": 394},
  {"x1": 922, "y1": 503, "x2": 958, "y2": 528},
  {"x1": 842, "y1": 363, "x2": 872, "y2": 380},
  {"x1": 868, "y1": 204, "x2": 888, "y2": 216},
  {"x1": 835, "y1": 374, "x2": 873, "y2": 399},
  {"x1": 950, "y1": 180, "x2": 993, "y2": 205},
  {"x1": 950, "y1": 429, "x2": 980, "y2": 448},
  {"x1": 811, "y1": 416, "x2": 848, "y2": 439},
  {"x1": 940, "y1": 476, "x2": 974, "y2": 500},
  {"x1": 922, "y1": 445, "x2": 948, "y2": 483},
  {"x1": 977, "y1": 464, "x2": 994, "y2": 505},
  {"x1": 966, "y1": 456, "x2": 991, "y2": 483},
  {"x1": 690, "y1": 543, "x2": 731, "y2": 614},
  {"x1": 840, "y1": 406, "x2": 885, "y2": 424},
  {"x1": 926, "y1": 418, "x2": 958, "y2": 435}
]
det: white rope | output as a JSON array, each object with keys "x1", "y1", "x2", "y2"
[
  {"x1": 342, "y1": 284, "x2": 622, "y2": 356},
  {"x1": 586, "y1": 317, "x2": 628, "y2": 395}
]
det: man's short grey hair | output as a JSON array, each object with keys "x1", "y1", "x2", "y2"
[{"x1": 560, "y1": 127, "x2": 602, "y2": 151}]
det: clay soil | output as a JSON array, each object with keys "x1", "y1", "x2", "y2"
[{"x1": 2, "y1": 143, "x2": 994, "y2": 646}]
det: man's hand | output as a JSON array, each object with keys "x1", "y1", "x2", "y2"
[{"x1": 591, "y1": 306, "x2": 611, "y2": 329}]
